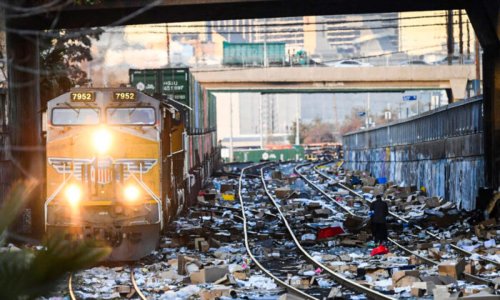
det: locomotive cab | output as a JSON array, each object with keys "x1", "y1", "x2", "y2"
[{"x1": 44, "y1": 88, "x2": 165, "y2": 261}]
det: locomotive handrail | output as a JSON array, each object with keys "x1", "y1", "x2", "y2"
[
  {"x1": 127, "y1": 167, "x2": 163, "y2": 228},
  {"x1": 44, "y1": 173, "x2": 75, "y2": 230}
]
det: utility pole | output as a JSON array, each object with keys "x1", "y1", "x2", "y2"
[
  {"x1": 259, "y1": 93, "x2": 264, "y2": 149},
  {"x1": 366, "y1": 93, "x2": 371, "y2": 127},
  {"x1": 333, "y1": 93, "x2": 339, "y2": 134},
  {"x1": 466, "y1": 20, "x2": 471, "y2": 60},
  {"x1": 474, "y1": 35, "x2": 481, "y2": 95},
  {"x1": 229, "y1": 93, "x2": 234, "y2": 162},
  {"x1": 446, "y1": 10, "x2": 454, "y2": 65},
  {"x1": 263, "y1": 19, "x2": 268, "y2": 67},
  {"x1": 458, "y1": 10, "x2": 463, "y2": 64},
  {"x1": 166, "y1": 23, "x2": 170, "y2": 66},
  {"x1": 295, "y1": 94, "x2": 300, "y2": 145}
]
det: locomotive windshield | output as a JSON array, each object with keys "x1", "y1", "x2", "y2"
[
  {"x1": 52, "y1": 108, "x2": 100, "y2": 125},
  {"x1": 106, "y1": 107, "x2": 156, "y2": 125}
]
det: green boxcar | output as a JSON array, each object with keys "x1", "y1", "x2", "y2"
[{"x1": 232, "y1": 146, "x2": 304, "y2": 163}]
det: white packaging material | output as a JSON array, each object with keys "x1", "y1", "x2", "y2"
[
  {"x1": 186, "y1": 263, "x2": 200, "y2": 274},
  {"x1": 301, "y1": 233, "x2": 316, "y2": 241},
  {"x1": 484, "y1": 239, "x2": 496, "y2": 248},
  {"x1": 238, "y1": 275, "x2": 278, "y2": 290}
]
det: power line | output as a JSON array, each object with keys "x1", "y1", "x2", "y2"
[
  {"x1": 2, "y1": 12, "x2": 467, "y2": 37},
  {"x1": 147, "y1": 12, "x2": 466, "y2": 28},
  {"x1": 105, "y1": 22, "x2": 458, "y2": 36}
]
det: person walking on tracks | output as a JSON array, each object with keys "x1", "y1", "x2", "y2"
[{"x1": 370, "y1": 195, "x2": 389, "y2": 245}]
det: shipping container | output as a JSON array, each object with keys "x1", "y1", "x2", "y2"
[
  {"x1": 223, "y1": 42, "x2": 286, "y2": 66},
  {"x1": 129, "y1": 69, "x2": 160, "y2": 95},
  {"x1": 231, "y1": 146, "x2": 304, "y2": 163},
  {"x1": 129, "y1": 68, "x2": 217, "y2": 133},
  {"x1": 129, "y1": 68, "x2": 190, "y2": 105},
  {"x1": 159, "y1": 68, "x2": 190, "y2": 105}
]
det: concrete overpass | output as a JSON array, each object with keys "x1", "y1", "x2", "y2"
[{"x1": 191, "y1": 65, "x2": 476, "y2": 100}]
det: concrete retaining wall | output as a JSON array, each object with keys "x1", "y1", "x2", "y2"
[{"x1": 343, "y1": 98, "x2": 484, "y2": 211}]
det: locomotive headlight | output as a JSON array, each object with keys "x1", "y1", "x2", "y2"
[
  {"x1": 93, "y1": 127, "x2": 112, "y2": 154},
  {"x1": 65, "y1": 184, "x2": 82, "y2": 206},
  {"x1": 124, "y1": 185, "x2": 140, "y2": 202}
]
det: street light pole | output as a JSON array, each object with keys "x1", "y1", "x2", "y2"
[
  {"x1": 229, "y1": 93, "x2": 234, "y2": 162},
  {"x1": 295, "y1": 94, "x2": 300, "y2": 145}
]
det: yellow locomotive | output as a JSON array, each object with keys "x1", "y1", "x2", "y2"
[{"x1": 44, "y1": 88, "x2": 178, "y2": 260}]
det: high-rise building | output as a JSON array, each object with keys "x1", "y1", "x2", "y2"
[
  {"x1": 207, "y1": 14, "x2": 400, "y2": 63},
  {"x1": 399, "y1": 10, "x2": 475, "y2": 61}
]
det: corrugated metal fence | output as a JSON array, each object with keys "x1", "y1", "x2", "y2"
[{"x1": 342, "y1": 96, "x2": 484, "y2": 210}]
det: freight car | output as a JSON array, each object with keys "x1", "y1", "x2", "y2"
[{"x1": 44, "y1": 87, "x2": 218, "y2": 261}]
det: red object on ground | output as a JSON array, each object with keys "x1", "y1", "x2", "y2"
[
  {"x1": 370, "y1": 245, "x2": 389, "y2": 256},
  {"x1": 316, "y1": 226, "x2": 344, "y2": 240}
]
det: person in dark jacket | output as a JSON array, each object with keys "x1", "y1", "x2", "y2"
[{"x1": 370, "y1": 195, "x2": 389, "y2": 244}]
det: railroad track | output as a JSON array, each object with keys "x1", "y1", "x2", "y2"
[
  {"x1": 296, "y1": 161, "x2": 497, "y2": 287},
  {"x1": 257, "y1": 164, "x2": 396, "y2": 300},
  {"x1": 69, "y1": 266, "x2": 146, "y2": 300},
  {"x1": 238, "y1": 163, "x2": 320, "y2": 300}
]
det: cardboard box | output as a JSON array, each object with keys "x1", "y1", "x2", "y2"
[
  {"x1": 392, "y1": 270, "x2": 420, "y2": 287},
  {"x1": 461, "y1": 291, "x2": 500, "y2": 300},
  {"x1": 438, "y1": 259, "x2": 465, "y2": 279},
  {"x1": 362, "y1": 186, "x2": 374, "y2": 193},
  {"x1": 411, "y1": 281, "x2": 435, "y2": 297},
  {"x1": 272, "y1": 171, "x2": 282, "y2": 179},
  {"x1": 190, "y1": 265, "x2": 229, "y2": 284},
  {"x1": 313, "y1": 209, "x2": 330, "y2": 218},
  {"x1": 275, "y1": 188, "x2": 291, "y2": 199},
  {"x1": 220, "y1": 184, "x2": 235, "y2": 193},
  {"x1": 362, "y1": 176, "x2": 376, "y2": 186},
  {"x1": 200, "y1": 286, "x2": 232, "y2": 300},
  {"x1": 426, "y1": 196, "x2": 441, "y2": 208}
]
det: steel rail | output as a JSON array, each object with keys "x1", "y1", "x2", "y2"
[
  {"x1": 261, "y1": 165, "x2": 395, "y2": 300},
  {"x1": 294, "y1": 163, "x2": 358, "y2": 217},
  {"x1": 68, "y1": 273, "x2": 76, "y2": 300},
  {"x1": 68, "y1": 267, "x2": 148, "y2": 300},
  {"x1": 130, "y1": 267, "x2": 148, "y2": 300},
  {"x1": 238, "y1": 163, "x2": 319, "y2": 300},
  {"x1": 312, "y1": 162, "x2": 497, "y2": 285}
]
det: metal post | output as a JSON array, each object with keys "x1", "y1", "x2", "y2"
[
  {"x1": 475, "y1": 35, "x2": 481, "y2": 95},
  {"x1": 259, "y1": 93, "x2": 264, "y2": 149},
  {"x1": 459, "y1": 10, "x2": 464, "y2": 64},
  {"x1": 166, "y1": 23, "x2": 170, "y2": 66},
  {"x1": 295, "y1": 94, "x2": 300, "y2": 145},
  {"x1": 229, "y1": 93, "x2": 234, "y2": 162},
  {"x1": 417, "y1": 91, "x2": 421, "y2": 115},
  {"x1": 366, "y1": 93, "x2": 371, "y2": 127},
  {"x1": 263, "y1": 19, "x2": 268, "y2": 68},
  {"x1": 447, "y1": 10, "x2": 454, "y2": 65}
]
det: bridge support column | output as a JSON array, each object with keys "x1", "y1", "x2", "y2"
[
  {"x1": 483, "y1": 48, "x2": 500, "y2": 191},
  {"x1": 6, "y1": 30, "x2": 44, "y2": 237}
]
